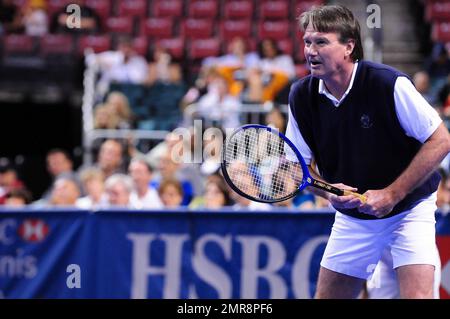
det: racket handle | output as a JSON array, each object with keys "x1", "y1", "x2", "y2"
[
  {"x1": 311, "y1": 180, "x2": 367, "y2": 203},
  {"x1": 342, "y1": 190, "x2": 367, "y2": 203}
]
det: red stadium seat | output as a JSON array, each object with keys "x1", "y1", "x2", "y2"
[
  {"x1": 105, "y1": 16, "x2": 134, "y2": 34},
  {"x1": 40, "y1": 34, "x2": 74, "y2": 56},
  {"x1": 155, "y1": 38, "x2": 185, "y2": 59},
  {"x1": 47, "y1": 0, "x2": 72, "y2": 18},
  {"x1": 117, "y1": 0, "x2": 148, "y2": 17},
  {"x1": 189, "y1": 38, "x2": 221, "y2": 59},
  {"x1": 295, "y1": 63, "x2": 310, "y2": 78},
  {"x1": 188, "y1": 0, "x2": 219, "y2": 19},
  {"x1": 223, "y1": 0, "x2": 253, "y2": 19},
  {"x1": 278, "y1": 38, "x2": 294, "y2": 56},
  {"x1": 426, "y1": 1, "x2": 450, "y2": 21},
  {"x1": 141, "y1": 18, "x2": 174, "y2": 38},
  {"x1": 432, "y1": 22, "x2": 450, "y2": 42},
  {"x1": 132, "y1": 36, "x2": 149, "y2": 56},
  {"x1": 219, "y1": 20, "x2": 252, "y2": 41},
  {"x1": 181, "y1": 18, "x2": 215, "y2": 39},
  {"x1": 152, "y1": 0, "x2": 184, "y2": 17},
  {"x1": 294, "y1": 0, "x2": 324, "y2": 16},
  {"x1": 3, "y1": 35, "x2": 35, "y2": 55},
  {"x1": 85, "y1": 0, "x2": 112, "y2": 20},
  {"x1": 78, "y1": 35, "x2": 111, "y2": 55},
  {"x1": 258, "y1": 21, "x2": 290, "y2": 40},
  {"x1": 259, "y1": 0, "x2": 289, "y2": 20}
]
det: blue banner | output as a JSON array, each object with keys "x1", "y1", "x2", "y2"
[{"x1": 1, "y1": 209, "x2": 449, "y2": 298}]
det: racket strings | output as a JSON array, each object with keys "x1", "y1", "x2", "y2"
[{"x1": 224, "y1": 128, "x2": 304, "y2": 201}]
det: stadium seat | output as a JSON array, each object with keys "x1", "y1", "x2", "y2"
[
  {"x1": 432, "y1": 22, "x2": 450, "y2": 42},
  {"x1": 47, "y1": 0, "x2": 72, "y2": 18},
  {"x1": 426, "y1": 1, "x2": 450, "y2": 22},
  {"x1": 85, "y1": 0, "x2": 112, "y2": 20},
  {"x1": 294, "y1": 0, "x2": 324, "y2": 16},
  {"x1": 188, "y1": 38, "x2": 221, "y2": 59},
  {"x1": 132, "y1": 36, "x2": 149, "y2": 57},
  {"x1": 259, "y1": 0, "x2": 290, "y2": 20},
  {"x1": 117, "y1": 0, "x2": 148, "y2": 17},
  {"x1": 152, "y1": 0, "x2": 184, "y2": 17},
  {"x1": 188, "y1": 0, "x2": 219, "y2": 19},
  {"x1": 105, "y1": 16, "x2": 134, "y2": 34},
  {"x1": 278, "y1": 38, "x2": 294, "y2": 56},
  {"x1": 3, "y1": 35, "x2": 35, "y2": 55},
  {"x1": 39, "y1": 34, "x2": 74, "y2": 56},
  {"x1": 181, "y1": 18, "x2": 215, "y2": 39},
  {"x1": 155, "y1": 38, "x2": 185, "y2": 60},
  {"x1": 78, "y1": 35, "x2": 111, "y2": 55},
  {"x1": 258, "y1": 20, "x2": 290, "y2": 40},
  {"x1": 223, "y1": 0, "x2": 253, "y2": 19},
  {"x1": 141, "y1": 18, "x2": 174, "y2": 38},
  {"x1": 219, "y1": 20, "x2": 252, "y2": 41}
]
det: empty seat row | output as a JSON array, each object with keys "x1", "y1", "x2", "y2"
[
  {"x1": 0, "y1": 33, "x2": 307, "y2": 62},
  {"x1": 12, "y1": 0, "x2": 323, "y2": 20}
]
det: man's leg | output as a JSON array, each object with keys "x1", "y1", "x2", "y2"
[
  {"x1": 315, "y1": 266, "x2": 366, "y2": 299},
  {"x1": 396, "y1": 264, "x2": 435, "y2": 299}
]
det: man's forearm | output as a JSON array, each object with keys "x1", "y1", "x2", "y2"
[{"x1": 387, "y1": 123, "x2": 450, "y2": 201}]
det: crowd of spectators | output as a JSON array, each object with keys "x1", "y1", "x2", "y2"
[{"x1": 0, "y1": 0, "x2": 450, "y2": 213}]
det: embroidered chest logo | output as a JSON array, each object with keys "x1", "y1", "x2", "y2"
[{"x1": 360, "y1": 114, "x2": 373, "y2": 129}]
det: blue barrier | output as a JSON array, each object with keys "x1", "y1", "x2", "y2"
[{"x1": 0, "y1": 209, "x2": 449, "y2": 298}]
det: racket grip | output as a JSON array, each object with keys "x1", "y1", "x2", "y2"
[{"x1": 343, "y1": 190, "x2": 367, "y2": 203}]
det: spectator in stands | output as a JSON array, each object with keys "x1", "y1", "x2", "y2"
[
  {"x1": 93, "y1": 139, "x2": 127, "y2": 179},
  {"x1": 424, "y1": 42, "x2": 450, "y2": 99},
  {"x1": 203, "y1": 37, "x2": 260, "y2": 97},
  {"x1": 0, "y1": 159, "x2": 25, "y2": 205},
  {"x1": 93, "y1": 104, "x2": 121, "y2": 129},
  {"x1": 145, "y1": 46, "x2": 183, "y2": 86},
  {"x1": 0, "y1": 0, "x2": 24, "y2": 34},
  {"x1": 265, "y1": 106, "x2": 287, "y2": 134},
  {"x1": 158, "y1": 178, "x2": 184, "y2": 209},
  {"x1": 50, "y1": 0, "x2": 101, "y2": 34},
  {"x1": 438, "y1": 74, "x2": 450, "y2": 116},
  {"x1": 243, "y1": 39, "x2": 295, "y2": 103},
  {"x1": 412, "y1": 71, "x2": 437, "y2": 106},
  {"x1": 200, "y1": 133, "x2": 222, "y2": 176},
  {"x1": 87, "y1": 36, "x2": 148, "y2": 98},
  {"x1": 4, "y1": 188, "x2": 33, "y2": 207},
  {"x1": 48, "y1": 177, "x2": 81, "y2": 207},
  {"x1": 128, "y1": 158, "x2": 163, "y2": 209},
  {"x1": 151, "y1": 150, "x2": 194, "y2": 206},
  {"x1": 104, "y1": 91, "x2": 134, "y2": 129},
  {"x1": 22, "y1": 0, "x2": 48, "y2": 36},
  {"x1": 42, "y1": 149, "x2": 78, "y2": 200},
  {"x1": 75, "y1": 167, "x2": 107, "y2": 209},
  {"x1": 104, "y1": 173, "x2": 133, "y2": 208},
  {"x1": 195, "y1": 74, "x2": 241, "y2": 129},
  {"x1": 180, "y1": 67, "x2": 221, "y2": 111},
  {"x1": 437, "y1": 169, "x2": 450, "y2": 213},
  {"x1": 190, "y1": 174, "x2": 232, "y2": 209}
]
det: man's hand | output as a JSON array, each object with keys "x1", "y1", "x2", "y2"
[
  {"x1": 357, "y1": 188, "x2": 403, "y2": 218},
  {"x1": 327, "y1": 183, "x2": 364, "y2": 211}
]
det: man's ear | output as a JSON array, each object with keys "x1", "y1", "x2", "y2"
[{"x1": 345, "y1": 39, "x2": 356, "y2": 58}]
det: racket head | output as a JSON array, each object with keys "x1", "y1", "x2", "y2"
[{"x1": 221, "y1": 124, "x2": 312, "y2": 203}]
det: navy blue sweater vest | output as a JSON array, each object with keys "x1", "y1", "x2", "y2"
[{"x1": 289, "y1": 60, "x2": 441, "y2": 219}]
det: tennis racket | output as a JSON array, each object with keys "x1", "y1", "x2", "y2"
[{"x1": 221, "y1": 124, "x2": 367, "y2": 203}]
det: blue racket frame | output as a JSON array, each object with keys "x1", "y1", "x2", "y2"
[{"x1": 221, "y1": 124, "x2": 314, "y2": 203}]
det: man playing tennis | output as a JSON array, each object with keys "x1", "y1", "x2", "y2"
[{"x1": 286, "y1": 5, "x2": 450, "y2": 298}]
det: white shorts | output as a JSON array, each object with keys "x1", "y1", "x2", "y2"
[{"x1": 321, "y1": 192, "x2": 439, "y2": 280}]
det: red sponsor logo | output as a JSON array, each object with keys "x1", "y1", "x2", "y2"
[
  {"x1": 17, "y1": 219, "x2": 50, "y2": 242},
  {"x1": 437, "y1": 236, "x2": 450, "y2": 299}
]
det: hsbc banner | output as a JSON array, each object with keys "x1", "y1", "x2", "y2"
[{"x1": 0, "y1": 210, "x2": 449, "y2": 298}]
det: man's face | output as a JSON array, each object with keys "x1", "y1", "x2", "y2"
[
  {"x1": 303, "y1": 22, "x2": 353, "y2": 80},
  {"x1": 128, "y1": 161, "x2": 151, "y2": 186}
]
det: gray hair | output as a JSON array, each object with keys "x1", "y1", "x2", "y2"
[{"x1": 104, "y1": 174, "x2": 134, "y2": 193}]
